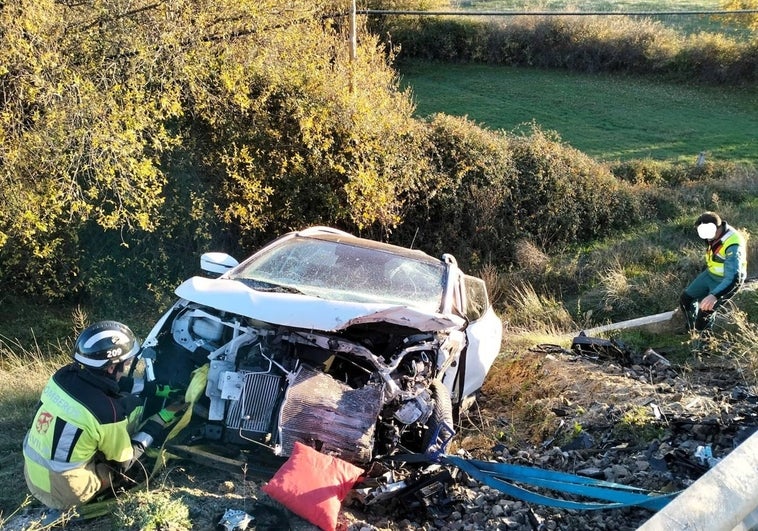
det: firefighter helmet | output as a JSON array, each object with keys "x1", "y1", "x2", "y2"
[{"x1": 73, "y1": 321, "x2": 140, "y2": 369}]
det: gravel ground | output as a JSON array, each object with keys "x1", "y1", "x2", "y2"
[
  {"x1": 159, "y1": 345, "x2": 757, "y2": 531},
  {"x1": 327, "y1": 348, "x2": 757, "y2": 531}
]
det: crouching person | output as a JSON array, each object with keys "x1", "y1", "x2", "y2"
[
  {"x1": 22, "y1": 321, "x2": 182, "y2": 510},
  {"x1": 680, "y1": 211, "x2": 748, "y2": 336}
]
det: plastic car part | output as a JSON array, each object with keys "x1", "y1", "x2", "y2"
[
  {"x1": 218, "y1": 509, "x2": 253, "y2": 531},
  {"x1": 200, "y1": 252, "x2": 239, "y2": 276}
]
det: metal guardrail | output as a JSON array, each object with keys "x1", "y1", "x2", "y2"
[{"x1": 638, "y1": 429, "x2": 758, "y2": 530}]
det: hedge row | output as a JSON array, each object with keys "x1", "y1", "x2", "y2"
[
  {"x1": 371, "y1": 15, "x2": 758, "y2": 85},
  {"x1": 394, "y1": 116, "x2": 743, "y2": 271}
]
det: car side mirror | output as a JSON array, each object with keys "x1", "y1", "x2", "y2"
[{"x1": 200, "y1": 252, "x2": 239, "y2": 277}]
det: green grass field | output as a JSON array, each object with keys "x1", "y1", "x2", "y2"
[{"x1": 399, "y1": 62, "x2": 758, "y2": 163}]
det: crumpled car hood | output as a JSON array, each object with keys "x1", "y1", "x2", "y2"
[{"x1": 175, "y1": 276, "x2": 465, "y2": 332}]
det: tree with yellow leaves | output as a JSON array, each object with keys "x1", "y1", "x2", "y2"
[{"x1": 0, "y1": 0, "x2": 431, "y2": 299}]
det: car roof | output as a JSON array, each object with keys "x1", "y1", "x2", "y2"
[{"x1": 296, "y1": 227, "x2": 443, "y2": 265}]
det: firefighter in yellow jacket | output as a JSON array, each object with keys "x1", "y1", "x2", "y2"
[
  {"x1": 23, "y1": 321, "x2": 183, "y2": 511},
  {"x1": 680, "y1": 211, "x2": 748, "y2": 335}
]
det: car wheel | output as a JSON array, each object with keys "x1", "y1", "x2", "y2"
[{"x1": 422, "y1": 379, "x2": 455, "y2": 453}]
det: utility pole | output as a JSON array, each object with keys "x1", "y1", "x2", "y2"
[
  {"x1": 349, "y1": 0, "x2": 357, "y2": 62},
  {"x1": 349, "y1": 0, "x2": 357, "y2": 93}
]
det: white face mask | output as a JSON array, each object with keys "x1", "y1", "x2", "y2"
[{"x1": 697, "y1": 223, "x2": 718, "y2": 240}]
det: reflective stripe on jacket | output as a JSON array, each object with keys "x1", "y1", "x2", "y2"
[{"x1": 22, "y1": 364, "x2": 136, "y2": 495}]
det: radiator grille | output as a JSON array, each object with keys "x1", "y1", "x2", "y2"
[{"x1": 226, "y1": 372, "x2": 281, "y2": 434}]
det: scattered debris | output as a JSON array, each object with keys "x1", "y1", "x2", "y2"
[
  {"x1": 694, "y1": 445, "x2": 721, "y2": 468},
  {"x1": 18, "y1": 332, "x2": 751, "y2": 531},
  {"x1": 218, "y1": 509, "x2": 254, "y2": 531}
]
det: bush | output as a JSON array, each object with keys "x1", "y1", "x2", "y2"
[
  {"x1": 677, "y1": 32, "x2": 757, "y2": 83},
  {"x1": 508, "y1": 125, "x2": 645, "y2": 251},
  {"x1": 368, "y1": 15, "x2": 482, "y2": 63},
  {"x1": 1, "y1": 0, "x2": 754, "y2": 319},
  {"x1": 610, "y1": 159, "x2": 739, "y2": 186},
  {"x1": 397, "y1": 117, "x2": 646, "y2": 271},
  {"x1": 0, "y1": 2, "x2": 431, "y2": 308},
  {"x1": 396, "y1": 113, "x2": 518, "y2": 268}
]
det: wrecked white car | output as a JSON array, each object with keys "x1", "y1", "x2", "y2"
[{"x1": 139, "y1": 226, "x2": 502, "y2": 469}]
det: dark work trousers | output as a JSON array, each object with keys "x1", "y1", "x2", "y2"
[{"x1": 680, "y1": 270, "x2": 741, "y2": 333}]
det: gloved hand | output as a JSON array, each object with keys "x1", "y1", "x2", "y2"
[
  {"x1": 131, "y1": 402, "x2": 188, "y2": 449},
  {"x1": 154, "y1": 384, "x2": 185, "y2": 400},
  {"x1": 144, "y1": 380, "x2": 185, "y2": 400}
]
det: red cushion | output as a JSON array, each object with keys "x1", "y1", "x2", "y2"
[{"x1": 262, "y1": 442, "x2": 364, "y2": 531}]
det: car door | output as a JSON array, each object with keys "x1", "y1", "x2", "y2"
[{"x1": 459, "y1": 275, "x2": 503, "y2": 399}]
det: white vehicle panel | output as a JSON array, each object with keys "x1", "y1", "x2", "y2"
[{"x1": 175, "y1": 276, "x2": 464, "y2": 332}]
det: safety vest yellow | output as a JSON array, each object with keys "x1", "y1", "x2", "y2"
[
  {"x1": 706, "y1": 226, "x2": 747, "y2": 277},
  {"x1": 23, "y1": 366, "x2": 135, "y2": 495}
]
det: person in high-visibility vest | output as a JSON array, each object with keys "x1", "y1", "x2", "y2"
[
  {"x1": 680, "y1": 211, "x2": 748, "y2": 335},
  {"x1": 23, "y1": 321, "x2": 185, "y2": 511}
]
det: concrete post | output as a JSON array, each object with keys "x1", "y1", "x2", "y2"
[{"x1": 638, "y1": 429, "x2": 758, "y2": 531}]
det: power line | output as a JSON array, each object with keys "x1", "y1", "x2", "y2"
[{"x1": 359, "y1": 9, "x2": 758, "y2": 17}]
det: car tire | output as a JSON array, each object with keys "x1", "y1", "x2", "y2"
[{"x1": 422, "y1": 379, "x2": 455, "y2": 453}]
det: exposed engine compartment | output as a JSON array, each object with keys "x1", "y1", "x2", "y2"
[{"x1": 145, "y1": 302, "x2": 462, "y2": 464}]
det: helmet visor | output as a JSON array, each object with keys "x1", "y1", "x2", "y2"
[{"x1": 697, "y1": 223, "x2": 718, "y2": 240}]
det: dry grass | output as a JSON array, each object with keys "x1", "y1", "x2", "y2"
[
  {"x1": 593, "y1": 256, "x2": 686, "y2": 320},
  {"x1": 598, "y1": 258, "x2": 634, "y2": 313},
  {"x1": 474, "y1": 353, "x2": 568, "y2": 446},
  {"x1": 0, "y1": 335, "x2": 72, "y2": 523},
  {"x1": 113, "y1": 489, "x2": 191, "y2": 530},
  {"x1": 503, "y1": 282, "x2": 576, "y2": 335},
  {"x1": 0, "y1": 336, "x2": 69, "y2": 412},
  {"x1": 718, "y1": 295, "x2": 758, "y2": 385},
  {"x1": 478, "y1": 261, "x2": 506, "y2": 309}
]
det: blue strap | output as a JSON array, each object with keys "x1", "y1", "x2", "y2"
[
  {"x1": 442, "y1": 456, "x2": 680, "y2": 511},
  {"x1": 470, "y1": 459, "x2": 653, "y2": 492},
  {"x1": 424, "y1": 420, "x2": 456, "y2": 460}
]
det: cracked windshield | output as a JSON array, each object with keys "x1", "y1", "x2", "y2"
[{"x1": 230, "y1": 237, "x2": 446, "y2": 309}]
